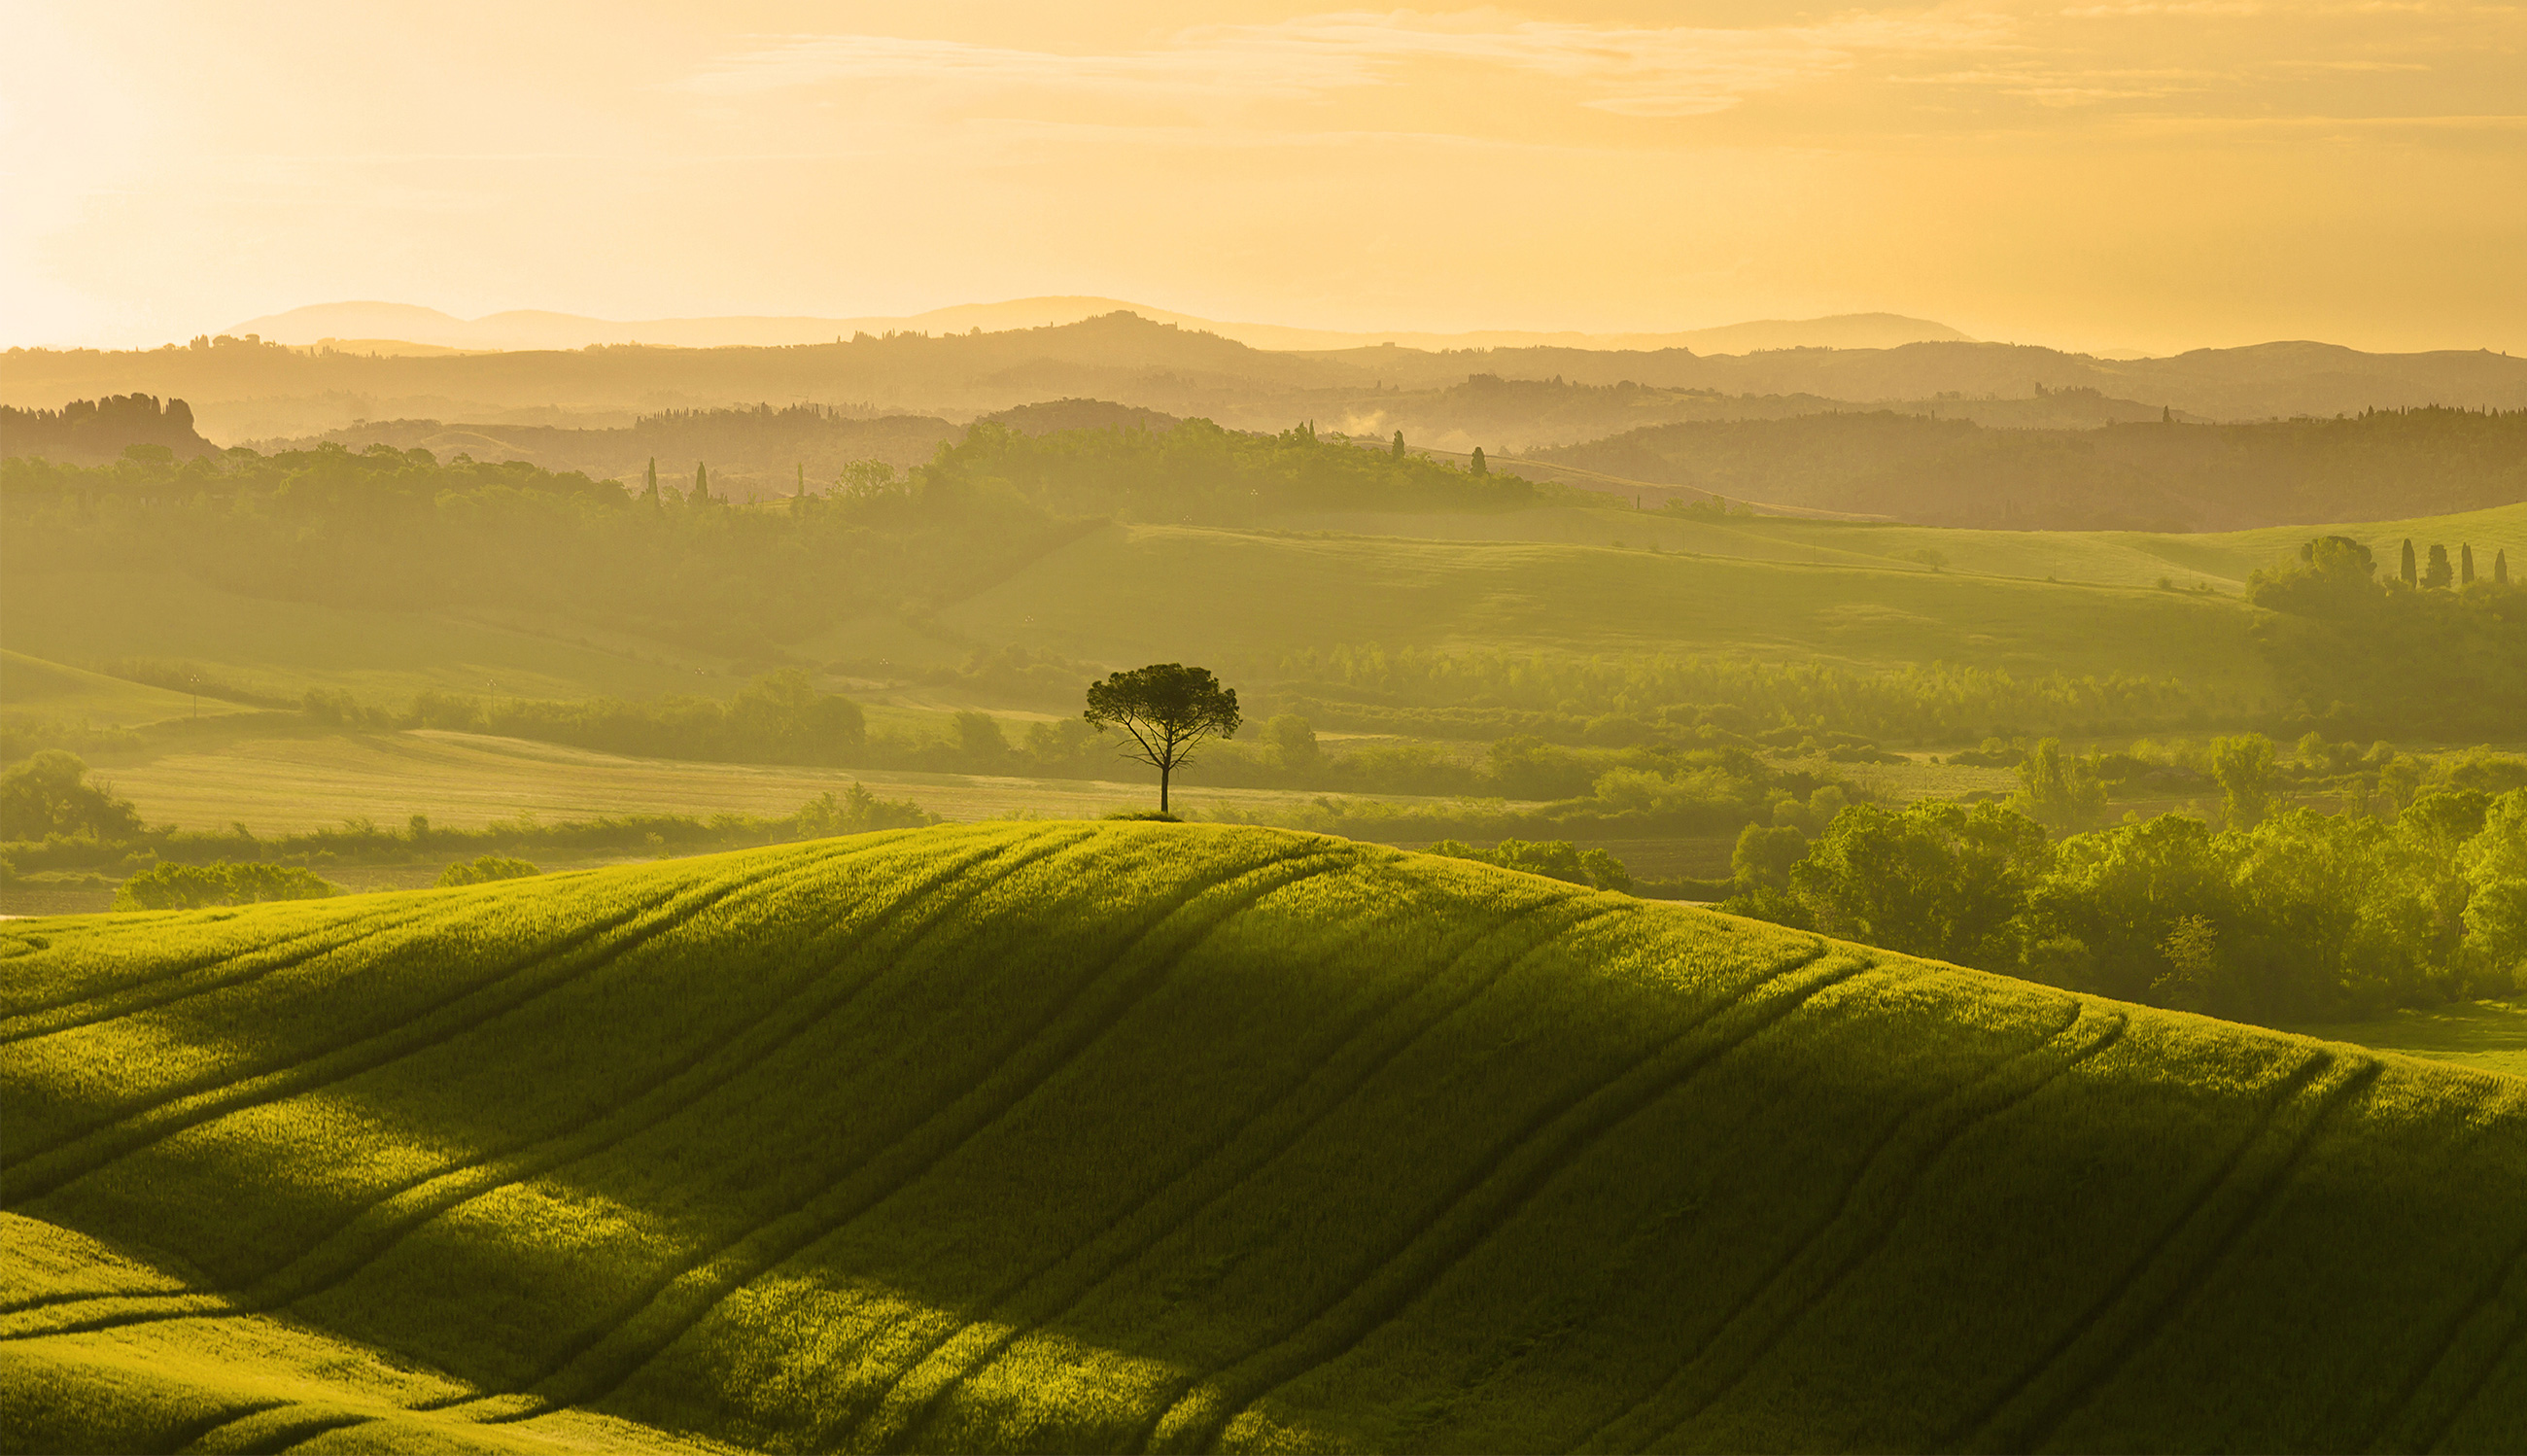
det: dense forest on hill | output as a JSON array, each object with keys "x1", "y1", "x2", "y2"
[
  {"x1": 0, "y1": 422, "x2": 1538, "y2": 659},
  {"x1": 1534, "y1": 406, "x2": 2527, "y2": 530},
  {"x1": 0, "y1": 394, "x2": 215, "y2": 465}
]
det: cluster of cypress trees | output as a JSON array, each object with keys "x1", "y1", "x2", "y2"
[{"x1": 2398, "y1": 537, "x2": 2510, "y2": 588}]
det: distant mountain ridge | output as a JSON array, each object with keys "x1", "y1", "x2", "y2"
[{"x1": 225, "y1": 298, "x2": 1975, "y2": 357}]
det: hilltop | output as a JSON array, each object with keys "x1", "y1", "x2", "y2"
[{"x1": 4, "y1": 822, "x2": 2523, "y2": 1452}]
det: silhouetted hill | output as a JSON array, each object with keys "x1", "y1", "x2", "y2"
[
  {"x1": 9, "y1": 315, "x2": 2524, "y2": 449},
  {"x1": 229, "y1": 297, "x2": 1974, "y2": 356}
]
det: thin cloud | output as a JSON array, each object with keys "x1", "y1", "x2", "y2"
[{"x1": 679, "y1": 10, "x2": 2020, "y2": 118}]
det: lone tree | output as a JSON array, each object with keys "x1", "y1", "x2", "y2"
[
  {"x1": 2402, "y1": 538, "x2": 2418, "y2": 586},
  {"x1": 1084, "y1": 663, "x2": 1241, "y2": 815}
]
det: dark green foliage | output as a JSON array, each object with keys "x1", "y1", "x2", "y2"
[
  {"x1": 2425, "y1": 542, "x2": 2453, "y2": 589},
  {"x1": 1730, "y1": 822, "x2": 1809, "y2": 892},
  {"x1": 1779, "y1": 801, "x2": 2050, "y2": 967},
  {"x1": 792, "y1": 782, "x2": 937, "y2": 836},
  {"x1": 1085, "y1": 663, "x2": 1242, "y2": 813},
  {"x1": 436, "y1": 855, "x2": 538, "y2": 887},
  {"x1": 2403, "y1": 537, "x2": 2418, "y2": 585},
  {"x1": 9, "y1": 823, "x2": 2522, "y2": 1451},
  {"x1": 2008, "y1": 738, "x2": 2108, "y2": 833},
  {"x1": 2213, "y1": 733, "x2": 2277, "y2": 829},
  {"x1": 1423, "y1": 835, "x2": 1632, "y2": 890},
  {"x1": 1469, "y1": 445, "x2": 1486, "y2": 475},
  {"x1": 0, "y1": 752, "x2": 144, "y2": 842},
  {"x1": 2248, "y1": 537, "x2": 2527, "y2": 736},
  {"x1": 1742, "y1": 786, "x2": 2527, "y2": 1025},
  {"x1": 111, "y1": 859, "x2": 341, "y2": 909}
]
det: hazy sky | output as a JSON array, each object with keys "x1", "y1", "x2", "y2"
[{"x1": 7, "y1": 1, "x2": 2523, "y2": 355}]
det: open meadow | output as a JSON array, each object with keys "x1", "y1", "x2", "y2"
[{"x1": 7, "y1": 822, "x2": 2527, "y2": 1453}]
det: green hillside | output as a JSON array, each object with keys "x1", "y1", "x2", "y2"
[
  {"x1": 0, "y1": 650, "x2": 246, "y2": 728},
  {"x1": 917, "y1": 522, "x2": 2271, "y2": 684},
  {"x1": 1297, "y1": 500, "x2": 2527, "y2": 595},
  {"x1": 6, "y1": 822, "x2": 2524, "y2": 1453},
  {"x1": 0, "y1": 570, "x2": 730, "y2": 709}
]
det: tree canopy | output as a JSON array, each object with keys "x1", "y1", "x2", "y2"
[{"x1": 1083, "y1": 664, "x2": 1242, "y2": 813}]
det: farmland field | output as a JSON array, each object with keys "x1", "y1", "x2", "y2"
[{"x1": 5, "y1": 821, "x2": 2524, "y2": 1452}]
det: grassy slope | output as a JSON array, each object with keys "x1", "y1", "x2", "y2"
[
  {"x1": 0, "y1": 650, "x2": 249, "y2": 728},
  {"x1": 1294, "y1": 500, "x2": 2527, "y2": 594},
  {"x1": 5, "y1": 822, "x2": 2523, "y2": 1454},
  {"x1": 0, "y1": 570, "x2": 724, "y2": 708},
  {"x1": 922, "y1": 522, "x2": 2273, "y2": 685}
]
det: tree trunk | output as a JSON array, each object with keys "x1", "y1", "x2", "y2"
[{"x1": 1160, "y1": 762, "x2": 1170, "y2": 814}]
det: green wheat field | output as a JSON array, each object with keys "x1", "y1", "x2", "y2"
[{"x1": 6, "y1": 821, "x2": 2523, "y2": 1453}]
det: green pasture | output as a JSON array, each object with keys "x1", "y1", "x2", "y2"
[
  {"x1": 922, "y1": 522, "x2": 2277, "y2": 686},
  {"x1": 0, "y1": 570, "x2": 723, "y2": 707},
  {"x1": 2294, "y1": 996, "x2": 2527, "y2": 1080},
  {"x1": 87, "y1": 727, "x2": 1511, "y2": 837},
  {"x1": 4, "y1": 822, "x2": 2523, "y2": 1452},
  {"x1": 0, "y1": 650, "x2": 246, "y2": 728},
  {"x1": 1294, "y1": 499, "x2": 2527, "y2": 593}
]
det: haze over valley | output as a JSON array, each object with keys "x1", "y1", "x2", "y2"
[{"x1": 6, "y1": 4, "x2": 2527, "y2": 1452}]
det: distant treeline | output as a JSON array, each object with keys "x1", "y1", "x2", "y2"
[
  {"x1": 1533, "y1": 406, "x2": 2527, "y2": 531},
  {"x1": 0, "y1": 395, "x2": 215, "y2": 466},
  {"x1": 1223, "y1": 643, "x2": 2227, "y2": 746},
  {"x1": 245, "y1": 404, "x2": 961, "y2": 501},
  {"x1": 0, "y1": 420, "x2": 1532, "y2": 660}
]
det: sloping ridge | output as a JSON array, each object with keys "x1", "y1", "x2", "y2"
[{"x1": 2, "y1": 822, "x2": 2523, "y2": 1454}]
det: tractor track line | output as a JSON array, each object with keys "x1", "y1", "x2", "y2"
[
  {"x1": 427, "y1": 846, "x2": 1347, "y2": 1425},
  {"x1": 848, "y1": 890, "x2": 1607, "y2": 1453},
  {"x1": 0, "y1": 834, "x2": 1067, "y2": 1339},
  {"x1": 1607, "y1": 1002, "x2": 2126, "y2": 1454},
  {"x1": 1965, "y1": 1052, "x2": 2381, "y2": 1454},
  {"x1": 4, "y1": 849, "x2": 828, "y2": 1206},
  {"x1": 1132, "y1": 941, "x2": 1858, "y2": 1455}
]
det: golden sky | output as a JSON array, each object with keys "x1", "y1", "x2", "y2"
[{"x1": 7, "y1": 1, "x2": 2523, "y2": 354}]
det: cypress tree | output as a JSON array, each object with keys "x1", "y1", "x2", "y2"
[
  {"x1": 2498, "y1": 549, "x2": 2510, "y2": 585},
  {"x1": 2461, "y1": 542, "x2": 2475, "y2": 584},
  {"x1": 1471, "y1": 446, "x2": 1487, "y2": 476},
  {"x1": 692, "y1": 462, "x2": 709, "y2": 503},
  {"x1": 2401, "y1": 538, "x2": 2417, "y2": 586},
  {"x1": 2425, "y1": 543, "x2": 2453, "y2": 589},
  {"x1": 796, "y1": 463, "x2": 805, "y2": 499},
  {"x1": 1391, "y1": 431, "x2": 1405, "y2": 460},
  {"x1": 644, "y1": 457, "x2": 659, "y2": 505}
]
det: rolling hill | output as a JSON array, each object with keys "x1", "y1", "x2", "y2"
[
  {"x1": 5, "y1": 822, "x2": 2525, "y2": 1452},
  {"x1": 11, "y1": 312, "x2": 2527, "y2": 446}
]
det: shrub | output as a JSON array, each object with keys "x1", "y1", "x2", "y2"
[
  {"x1": 438, "y1": 854, "x2": 540, "y2": 886},
  {"x1": 114, "y1": 861, "x2": 343, "y2": 911}
]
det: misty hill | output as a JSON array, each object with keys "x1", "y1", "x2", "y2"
[
  {"x1": 1531, "y1": 406, "x2": 2527, "y2": 532},
  {"x1": 243, "y1": 406, "x2": 961, "y2": 501},
  {"x1": 11, "y1": 314, "x2": 2526, "y2": 449},
  {"x1": 231, "y1": 297, "x2": 1973, "y2": 357},
  {"x1": 0, "y1": 394, "x2": 216, "y2": 466},
  {"x1": 9, "y1": 824, "x2": 2525, "y2": 1452}
]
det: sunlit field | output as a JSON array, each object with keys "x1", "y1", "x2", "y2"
[{"x1": 9, "y1": 823, "x2": 2525, "y2": 1453}]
